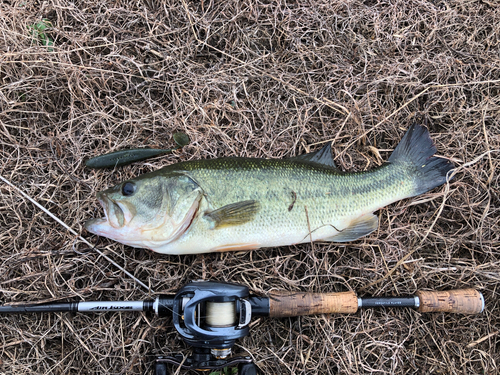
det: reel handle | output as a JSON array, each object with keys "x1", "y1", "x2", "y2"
[
  {"x1": 416, "y1": 289, "x2": 484, "y2": 314},
  {"x1": 268, "y1": 291, "x2": 358, "y2": 317}
]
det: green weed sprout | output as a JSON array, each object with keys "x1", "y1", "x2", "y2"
[{"x1": 29, "y1": 19, "x2": 54, "y2": 51}]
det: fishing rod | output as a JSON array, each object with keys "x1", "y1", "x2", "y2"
[{"x1": 0, "y1": 281, "x2": 484, "y2": 375}]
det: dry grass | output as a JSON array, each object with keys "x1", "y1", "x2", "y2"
[{"x1": 1, "y1": 0, "x2": 499, "y2": 374}]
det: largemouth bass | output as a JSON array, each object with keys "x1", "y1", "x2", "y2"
[{"x1": 85, "y1": 124, "x2": 453, "y2": 255}]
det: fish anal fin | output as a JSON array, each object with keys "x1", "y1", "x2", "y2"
[
  {"x1": 289, "y1": 142, "x2": 338, "y2": 169},
  {"x1": 204, "y1": 200, "x2": 260, "y2": 229},
  {"x1": 211, "y1": 243, "x2": 261, "y2": 252},
  {"x1": 327, "y1": 214, "x2": 378, "y2": 242}
]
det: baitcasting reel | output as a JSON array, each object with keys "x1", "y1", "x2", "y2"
[
  {"x1": 0, "y1": 280, "x2": 484, "y2": 374},
  {"x1": 153, "y1": 281, "x2": 258, "y2": 374}
]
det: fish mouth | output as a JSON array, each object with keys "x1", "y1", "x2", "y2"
[
  {"x1": 84, "y1": 217, "x2": 108, "y2": 235},
  {"x1": 85, "y1": 192, "x2": 126, "y2": 234}
]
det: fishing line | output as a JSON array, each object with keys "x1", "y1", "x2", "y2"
[{"x1": 206, "y1": 301, "x2": 238, "y2": 327}]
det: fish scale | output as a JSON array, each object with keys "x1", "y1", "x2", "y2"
[{"x1": 171, "y1": 159, "x2": 411, "y2": 250}]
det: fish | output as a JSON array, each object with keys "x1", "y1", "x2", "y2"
[{"x1": 84, "y1": 124, "x2": 453, "y2": 255}]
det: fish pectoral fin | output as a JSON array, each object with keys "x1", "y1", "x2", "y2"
[
  {"x1": 204, "y1": 200, "x2": 260, "y2": 229},
  {"x1": 327, "y1": 214, "x2": 379, "y2": 242}
]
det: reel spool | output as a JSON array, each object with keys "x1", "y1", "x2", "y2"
[{"x1": 206, "y1": 301, "x2": 237, "y2": 327}]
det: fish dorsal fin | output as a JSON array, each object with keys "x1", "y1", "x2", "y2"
[
  {"x1": 204, "y1": 200, "x2": 260, "y2": 229},
  {"x1": 289, "y1": 142, "x2": 337, "y2": 169},
  {"x1": 326, "y1": 214, "x2": 378, "y2": 242}
]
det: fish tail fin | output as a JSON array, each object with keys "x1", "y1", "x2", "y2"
[{"x1": 388, "y1": 123, "x2": 454, "y2": 197}]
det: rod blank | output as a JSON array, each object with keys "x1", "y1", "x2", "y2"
[
  {"x1": 0, "y1": 302, "x2": 79, "y2": 313},
  {"x1": 0, "y1": 301, "x2": 153, "y2": 314}
]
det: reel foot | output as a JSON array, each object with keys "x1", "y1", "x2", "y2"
[
  {"x1": 154, "y1": 361, "x2": 169, "y2": 375},
  {"x1": 238, "y1": 362, "x2": 258, "y2": 375}
]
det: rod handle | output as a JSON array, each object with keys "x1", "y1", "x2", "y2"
[
  {"x1": 416, "y1": 289, "x2": 484, "y2": 314},
  {"x1": 268, "y1": 291, "x2": 358, "y2": 318}
]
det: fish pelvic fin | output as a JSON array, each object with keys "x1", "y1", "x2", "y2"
[
  {"x1": 204, "y1": 200, "x2": 261, "y2": 229},
  {"x1": 327, "y1": 214, "x2": 379, "y2": 242},
  {"x1": 388, "y1": 123, "x2": 454, "y2": 196}
]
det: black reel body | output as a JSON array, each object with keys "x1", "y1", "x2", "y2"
[
  {"x1": 155, "y1": 281, "x2": 258, "y2": 374},
  {"x1": 172, "y1": 281, "x2": 251, "y2": 353}
]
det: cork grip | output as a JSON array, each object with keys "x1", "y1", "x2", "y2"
[
  {"x1": 268, "y1": 291, "x2": 358, "y2": 318},
  {"x1": 416, "y1": 289, "x2": 484, "y2": 314}
]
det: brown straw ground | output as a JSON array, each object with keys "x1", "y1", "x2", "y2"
[{"x1": 1, "y1": 0, "x2": 499, "y2": 374}]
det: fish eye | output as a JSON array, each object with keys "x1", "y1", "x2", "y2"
[{"x1": 122, "y1": 182, "x2": 136, "y2": 196}]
